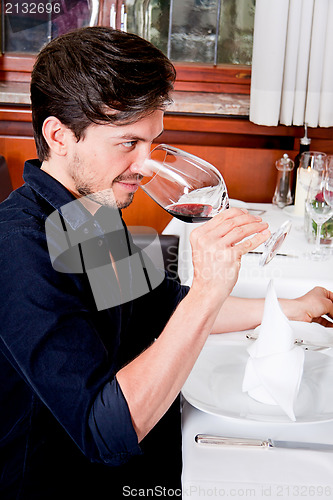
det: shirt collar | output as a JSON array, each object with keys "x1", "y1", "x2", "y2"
[{"x1": 23, "y1": 159, "x2": 123, "y2": 232}]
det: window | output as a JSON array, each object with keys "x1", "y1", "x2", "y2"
[
  {"x1": 1, "y1": 0, "x2": 97, "y2": 53},
  {"x1": 0, "y1": 0, "x2": 254, "y2": 94},
  {"x1": 126, "y1": 0, "x2": 255, "y2": 65}
]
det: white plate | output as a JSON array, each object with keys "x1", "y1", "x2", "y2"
[
  {"x1": 182, "y1": 339, "x2": 333, "y2": 423},
  {"x1": 254, "y1": 320, "x2": 333, "y2": 347}
]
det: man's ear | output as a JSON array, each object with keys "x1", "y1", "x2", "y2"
[{"x1": 42, "y1": 116, "x2": 71, "y2": 157}]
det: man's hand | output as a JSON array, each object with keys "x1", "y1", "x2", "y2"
[
  {"x1": 282, "y1": 287, "x2": 333, "y2": 327},
  {"x1": 189, "y1": 208, "x2": 270, "y2": 304}
]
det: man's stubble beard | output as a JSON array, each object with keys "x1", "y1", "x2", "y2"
[
  {"x1": 70, "y1": 154, "x2": 136, "y2": 209},
  {"x1": 77, "y1": 186, "x2": 135, "y2": 210}
]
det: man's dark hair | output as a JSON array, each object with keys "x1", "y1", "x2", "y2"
[{"x1": 30, "y1": 26, "x2": 176, "y2": 161}]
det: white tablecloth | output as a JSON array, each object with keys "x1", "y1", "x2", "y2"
[
  {"x1": 182, "y1": 394, "x2": 333, "y2": 500},
  {"x1": 163, "y1": 202, "x2": 333, "y2": 500},
  {"x1": 163, "y1": 201, "x2": 333, "y2": 293}
]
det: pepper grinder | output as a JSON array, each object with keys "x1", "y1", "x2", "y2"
[{"x1": 272, "y1": 154, "x2": 294, "y2": 208}]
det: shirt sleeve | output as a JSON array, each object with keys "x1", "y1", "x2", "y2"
[
  {"x1": 88, "y1": 275, "x2": 190, "y2": 462},
  {"x1": 88, "y1": 379, "x2": 142, "y2": 465},
  {"x1": 0, "y1": 227, "x2": 141, "y2": 465}
]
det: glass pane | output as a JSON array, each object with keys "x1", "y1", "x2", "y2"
[
  {"x1": 169, "y1": 0, "x2": 219, "y2": 63},
  {"x1": 126, "y1": 0, "x2": 170, "y2": 55},
  {"x1": 125, "y1": 0, "x2": 255, "y2": 66},
  {"x1": 2, "y1": 0, "x2": 96, "y2": 54},
  {"x1": 217, "y1": 0, "x2": 255, "y2": 65}
]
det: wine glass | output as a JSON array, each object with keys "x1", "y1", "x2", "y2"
[
  {"x1": 305, "y1": 168, "x2": 333, "y2": 260},
  {"x1": 324, "y1": 156, "x2": 333, "y2": 208},
  {"x1": 294, "y1": 151, "x2": 326, "y2": 222},
  {"x1": 140, "y1": 144, "x2": 229, "y2": 222},
  {"x1": 140, "y1": 144, "x2": 292, "y2": 266},
  {"x1": 298, "y1": 151, "x2": 326, "y2": 187},
  {"x1": 322, "y1": 156, "x2": 333, "y2": 254}
]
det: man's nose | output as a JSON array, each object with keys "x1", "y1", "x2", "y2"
[{"x1": 130, "y1": 145, "x2": 153, "y2": 176}]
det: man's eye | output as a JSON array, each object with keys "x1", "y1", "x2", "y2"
[{"x1": 122, "y1": 141, "x2": 137, "y2": 149}]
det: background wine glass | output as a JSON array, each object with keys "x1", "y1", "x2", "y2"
[
  {"x1": 305, "y1": 168, "x2": 333, "y2": 261},
  {"x1": 140, "y1": 144, "x2": 229, "y2": 223},
  {"x1": 298, "y1": 151, "x2": 326, "y2": 188},
  {"x1": 324, "y1": 155, "x2": 333, "y2": 208},
  {"x1": 323, "y1": 156, "x2": 333, "y2": 254},
  {"x1": 293, "y1": 151, "x2": 326, "y2": 235},
  {"x1": 293, "y1": 151, "x2": 326, "y2": 225}
]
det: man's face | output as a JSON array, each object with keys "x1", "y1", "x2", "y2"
[{"x1": 65, "y1": 109, "x2": 164, "y2": 209}]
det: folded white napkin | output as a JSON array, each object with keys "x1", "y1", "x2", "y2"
[{"x1": 242, "y1": 280, "x2": 305, "y2": 421}]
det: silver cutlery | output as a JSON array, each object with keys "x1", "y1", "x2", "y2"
[
  {"x1": 248, "y1": 251, "x2": 298, "y2": 258},
  {"x1": 195, "y1": 434, "x2": 333, "y2": 452},
  {"x1": 246, "y1": 331, "x2": 333, "y2": 350},
  {"x1": 247, "y1": 209, "x2": 267, "y2": 216}
]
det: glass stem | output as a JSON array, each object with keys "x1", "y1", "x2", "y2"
[{"x1": 315, "y1": 223, "x2": 322, "y2": 253}]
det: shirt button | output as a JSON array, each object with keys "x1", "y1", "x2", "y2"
[{"x1": 98, "y1": 239, "x2": 103, "y2": 246}]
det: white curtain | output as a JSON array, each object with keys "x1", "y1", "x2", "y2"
[{"x1": 250, "y1": 0, "x2": 333, "y2": 127}]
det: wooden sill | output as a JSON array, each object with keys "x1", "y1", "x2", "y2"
[
  {"x1": 0, "y1": 81, "x2": 250, "y2": 117},
  {"x1": 0, "y1": 53, "x2": 251, "y2": 92}
]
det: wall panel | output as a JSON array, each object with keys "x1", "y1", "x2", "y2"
[{"x1": 0, "y1": 107, "x2": 332, "y2": 232}]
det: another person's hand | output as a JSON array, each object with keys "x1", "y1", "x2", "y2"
[
  {"x1": 282, "y1": 287, "x2": 333, "y2": 327},
  {"x1": 189, "y1": 208, "x2": 270, "y2": 304}
]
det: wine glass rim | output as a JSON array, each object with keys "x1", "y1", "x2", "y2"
[
  {"x1": 300, "y1": 151, "x2": 327, "y2": 166},
  {"x1": 301, "y1": 151, "x2": 327, "y2": 157},
  {"x1": 324, "y1": 155, "x2": 333, "y2": 170},
  {"x1": 300, "y1": 151, "x2": 326, "y2": 173},
  {"x1": 147, "y1": 143, "x2": 223, "y2": 181}
]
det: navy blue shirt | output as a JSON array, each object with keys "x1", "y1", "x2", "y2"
[{"x1": 0, "y1": 160, "x2": 189, "y2": 499}]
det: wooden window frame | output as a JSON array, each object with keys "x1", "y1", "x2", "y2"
[
  {"x1": 174, "y1": 64, "x2": 250, "y2": 94},
  {"x1": 0, "y1": 56, "x2": 251, "y2": 95}
]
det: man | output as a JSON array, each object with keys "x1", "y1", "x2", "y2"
[{"x1": 0, "y1": 27, "x2": 332, "y2": 499}]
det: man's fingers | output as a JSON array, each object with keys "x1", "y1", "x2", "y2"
[
  {"x1": 234, "y1": 228, "x2": 271, "y2": 256},
  {"x1": 191, "y1": 210, "x2": 270, "y2": 257},
  {"x1": 202, "y1": 209, "x2": 265, "y2": 238},
  {"x1": 203, "y1": 207, "x2": 252, "y2": 230},
  {"x1": 220, "y1": 221, "x2": 269, "y2": 247}
]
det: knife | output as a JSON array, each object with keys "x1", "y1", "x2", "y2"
[{"x1": 195, "y1": 434, "x2": 333, "y2": 452}]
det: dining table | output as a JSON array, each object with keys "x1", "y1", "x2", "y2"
[{"x1": 163, "y1": 201, "x2": 333, "y2": 500}]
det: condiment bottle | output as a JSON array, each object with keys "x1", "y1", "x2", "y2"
[{"x1": 272, "y1": 154, "x2": 294, "y2": 208}]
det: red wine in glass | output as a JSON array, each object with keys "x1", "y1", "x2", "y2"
[
  {"x1": 166, "y1": 202, "x2": 213, "y2": 223},
  {"x1": 140, "y1": 145, "x2": 229, "y2": 223}
]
